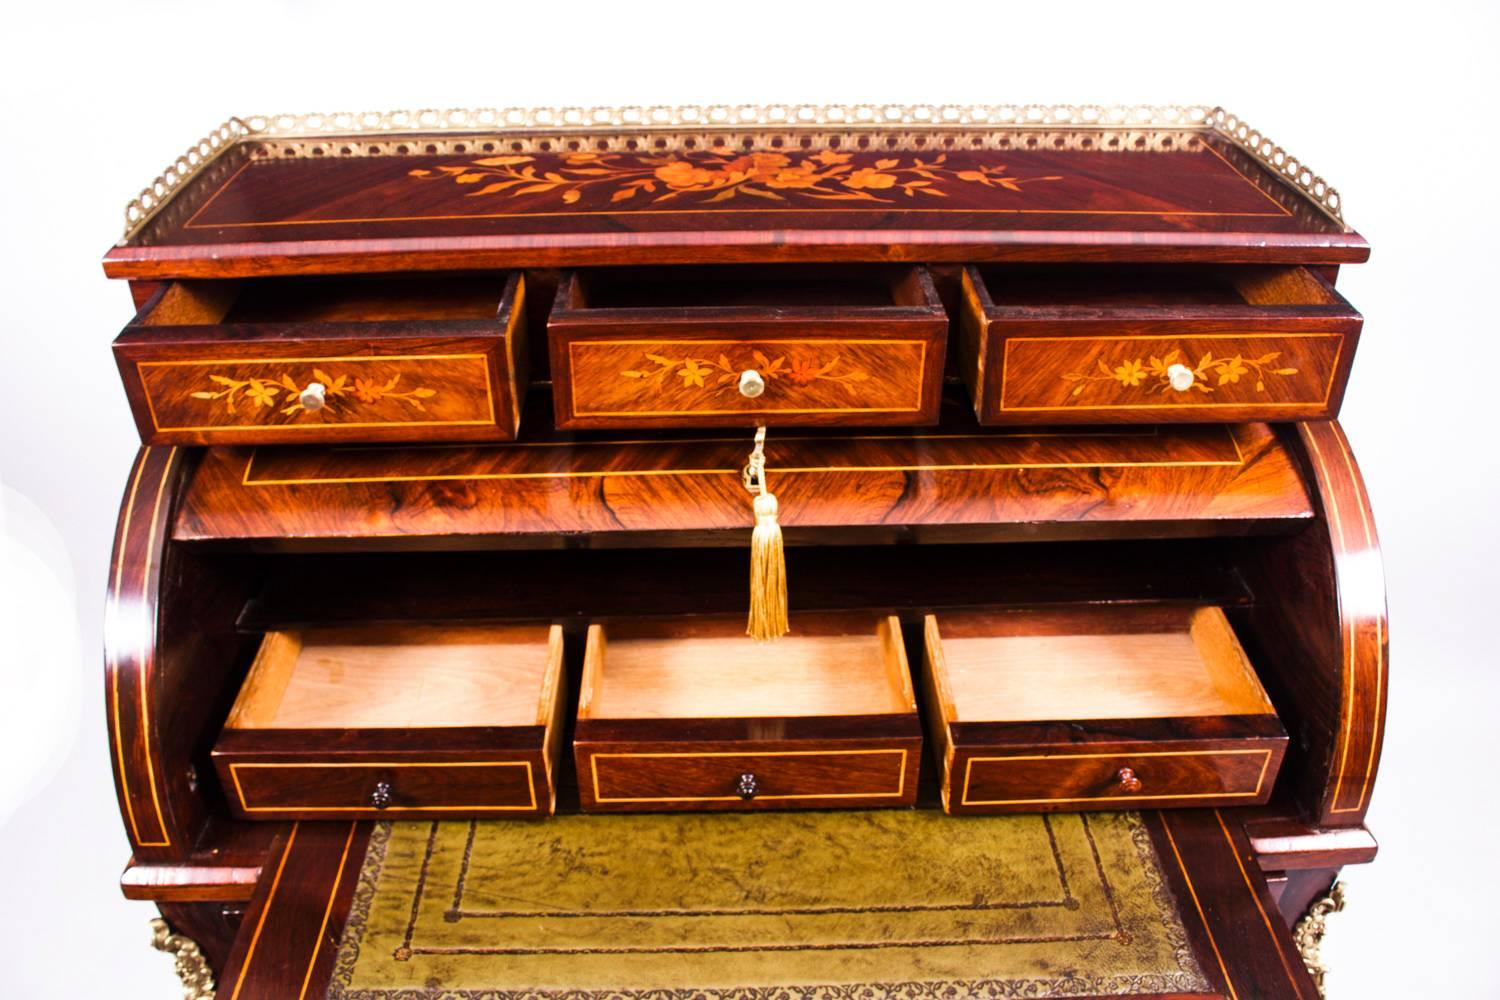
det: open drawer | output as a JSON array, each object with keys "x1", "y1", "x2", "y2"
[
  {"x1": 573, "y1": 613, "x2": 922, "y2": 811},
  {"x1": 113, "y1": 272, "x2": 528, "y2": 444},
  {"x1": 548, "y1": 265, "x2": 948, "y2": 428},
  {"x1": 923, "y1": 606, "x2": 1288, "y2": 814},
  {"x1": 957, "y1": 264, "x2": 1362, "y2": 424},
  {"x1": 211, "y1": 623, "x2": 565, "y2": 820}
]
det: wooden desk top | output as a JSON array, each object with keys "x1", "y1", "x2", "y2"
[{"x1": 104, "y1": 104, "x2": 1365, "y2": 279}]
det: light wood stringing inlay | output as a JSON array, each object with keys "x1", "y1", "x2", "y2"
[
  {"x1": 107, "y1": 446, "x2": 178, "y2": 847},
  {"x1": 999, "y1": 333, "x2": 1346, "y2": 412},
  {"x1": 588, "y1": 749, "x2": 910, "y2": 804},
  {"x1": 228, "y1": 761, "x2": 539, "y2": 813},
  {"x1": 568, "y1": 339, "x2": 929, "y2": 418},
  {"x1": 959, "y1": 749, "x2": 1276, "y2": 807}
]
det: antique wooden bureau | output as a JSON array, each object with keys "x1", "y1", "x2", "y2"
[{"x1": 102, "y1": 105, "x2": 1384, "y2": 1000}]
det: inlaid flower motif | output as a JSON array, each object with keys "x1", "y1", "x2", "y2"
[
  {"x1": 844, "y1": 167, "x2": 899, "y2": 190},
  {"x1": 1216, "y1": 357, "x2": 1249, "y2": 385},
  {"x1": 245, "y1": 381, "x2": 280, "y2": 407},
  {"x1": 409, "y1": 150, "x2": 1063, "y2": 208},
  {"x1": 787, "y1": 359, "x2": 822, "y2": 385},
  {"x1": 678, "y1": 359, "x2": 711, "y2": 388},
  {"x1": 655, "y1": 161, "x2": 722, "y2": 190},
  {"x1": 1062, "y1": 349, "x2": 1299, "y2": 399},
  {"x1": 1113, "y1": 360, "x2": 1147, "y2": 387},
  {"x1": 622, "y1": 351, "x2": 871, "y2": 397},
  {"x1": 353, "y1": 377, "x2": 386, "y2": 403},
  {"x1": 188, "y1": 369, "x2": 438, "y2": 417}
]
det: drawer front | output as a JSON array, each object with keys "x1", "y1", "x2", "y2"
[
  {"x1": 990, "y1": 332, "x2": 1349, "y2": 423},
  {"x1": 581, "y1": 744, "x2": 916, "y2": 811},
  {"x1": 952, "y1": 746, "x2": 1279, "y2": 814},
  {"x1": 557, "y1": 337, "x2": 939, "y2": 428},
  {"x1": 221, "y1": 759, "x2": 544, "y2": 819},
  {"x1": 131, "y1": 352, "x2": 505, "y2": 442},
  {"x1": 115, "y1": 273, "x2": 529, "y2": 445}
]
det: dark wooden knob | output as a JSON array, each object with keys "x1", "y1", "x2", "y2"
[
  {"x1": 370, "y1": 780, "x2": 393, "y2": 810},
  {"x1": 735, "y1": 772, "x2": 759, "y2": 800},
  {"x1": 1116, "y1": 767, "x2": 1143, "y2": 793}
]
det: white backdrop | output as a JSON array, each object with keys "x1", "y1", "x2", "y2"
[{"x1": 2, "y1": 2, "x2": 1496, "y2": 995}]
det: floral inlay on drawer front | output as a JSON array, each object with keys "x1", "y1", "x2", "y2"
[
  {"x1": 191, "y1": 368, "x2": 438, "y2": 415},
  {"x1": 1062, "y1": 348, "x2": 1299, "y2": 398},
  {"x1": 409, "y1": 150, "x2": 1062, "y2": 209},
  {"x1": 622, "y1": 350, "x2": 871, "y2": 396},
  {"x1": 568, "y1": 339, "x2": 930, "y2": 418},
  {"x1": 998, "y1": 333, "x2": 1346, "y2": 413},
  {"x1": 135, "y1": 355, "x2": 497, "y2": 432}
]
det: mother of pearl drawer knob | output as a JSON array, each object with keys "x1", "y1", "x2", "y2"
[
  {"x1": 299, "y1": 381, "x2": 327, "y2": 411},
  {"x1": 738, "y1": 369, "x2": 766, "y2": 398},
  {"x1": 1166, "y1": 364, "x2": 1196, "y2": 392}
]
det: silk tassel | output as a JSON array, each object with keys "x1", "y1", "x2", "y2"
[{"x1": 745, "y1": 427, "x2": 788, "y2": 641}]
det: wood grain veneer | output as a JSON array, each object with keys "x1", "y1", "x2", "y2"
[
  {"x1": 574, "y1": 613, "x2": 921, "y2": 812},
  {"x1": 113, "y1": 272, "x2": 528, "y2": 446},
  {"x1": 103, "y1": 124, "x2": 1367, "y2": 281},
  {"x1": 579, "y1": 619, "x2": 912, "y2": 721},
  {"x1": 171, "y1": 404, "x2": 1315, "y2": 548},
  {"x1": 211, "y1": 623, "x2": 566, "y2": 820},
  {"x1": 225, "y1": 624, "x2": 557, "y2": 730},
  {"x1": 1232, "y1": 421, "x2": 1388, "y2": 826},
  {"x1": 97, "y1": 112, "x2": 1386, "y2": 991},
  {"x1": 958, "y1": 264, "x2": 1362, "y2": 425},
  {"x1": 939, "y1": 607, "x2": 1273, "y2": 722},
  {"x1": 548, "y1": 265, "x2": 947, "y2": 429},
  {"x1": 924, "y1": 606, "x2": 1287, "y2": 814}
]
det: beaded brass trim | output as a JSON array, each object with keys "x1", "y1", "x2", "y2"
[
  {"x1": 120, "y1": 104, "x2": 1347, "y2": 241},
  {"x1": 150, "y1": 917, "x2": 216, "y2": 1000}
]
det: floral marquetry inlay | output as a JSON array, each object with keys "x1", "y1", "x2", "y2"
[
  {"x1": 622, "y1": 350, "x2": 872, "y2": 396},
  {"x1": 409, "y1": 151, "x2": 1062, "y2": 210},
  {"x1": 190, "y1": 368, "x2": 438, "y2": 416},
  {"x1": 1062, "y1": 349, "x2": 1299, "y2": 398}
]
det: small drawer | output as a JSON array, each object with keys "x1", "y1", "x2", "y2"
[
  {"x1": 224, "y1": 759, "x2": 540, "y2": 815},
  {"x1": 212, "y1": 623, "x2": 565, "y2": 820},
  {"x1": 588, "y1": 747, "x2": 912, "y2": 806},
  {"x1": 574, "y1": 613, "x2": 921, "y2": 812},
  {"x1": 957, "y1": 264, "x2": 1362, "y2": 424},
  {"x1": 548, "y1": 266, "x2": 947, "y2": 429},
  {"x1": 114, "y1": 272, "x2": 528, "y2": 445},
  {"x1": 923, "y1": 606, "x2": 1287, "y2": 814}
]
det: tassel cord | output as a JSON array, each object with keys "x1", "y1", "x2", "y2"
[{"x1": 745, "y1": 426, "x2": 789, "y2": 641}]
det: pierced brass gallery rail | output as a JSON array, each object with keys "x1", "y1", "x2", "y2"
[{"x1": 121, "y1": 104, "x2": 1347, "y2": 241}]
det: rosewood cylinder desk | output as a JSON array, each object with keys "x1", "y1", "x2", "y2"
[{"x1": 102, "y1": 104, "x2": 1384, "y2": 1000}]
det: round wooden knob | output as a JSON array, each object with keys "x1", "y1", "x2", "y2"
[
  {"x1": 1116, "y1": 767, "x2": 1143, "y2": 793},
  {"x1": 300, "y1": 381, "x2": 328, "y2": 411},
  {"x1": 370, "y1": 780, "x2": 393, "y2": 809},
  {"x1": 1166, "y1": 364, "x2": 1195, "y2": 392},
  {"x1": 738, "y1": 370, "x2": 766, "y2": 398},
  {"x1": 735, "y1": 772, "x2": 759, "y2": 799}
]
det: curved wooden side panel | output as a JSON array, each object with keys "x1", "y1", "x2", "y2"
[
  {"x1": 106, "y1": 446, "x2": 257, "y2": 861},
  {"x1": 1300, "y1": 421, "x2": 1387, "y2": 820},
  {"x1": 1234, "y1": 421, "x2": 1387, "y2": 826},
  {"x1": 105, "y1": 447, "x2": 190, "y2": 853}
]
